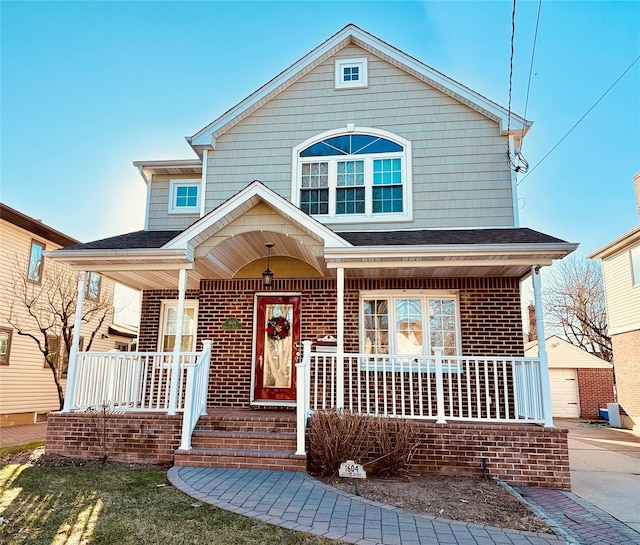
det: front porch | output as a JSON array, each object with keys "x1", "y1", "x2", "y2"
[{"x1": 45, "y1": 338, "x2": 571, "y2": 488}]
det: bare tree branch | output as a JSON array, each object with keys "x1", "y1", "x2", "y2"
[
  {"x1": 1, "y1": 255, "x2": 113, "y2": 409},
  {"x1": 542, "y1": 254, "x2": 612, "y2": 362}
]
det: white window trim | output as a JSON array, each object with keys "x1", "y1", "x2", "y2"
[
  {"x1": 359, "y1": 290, "x2": 461, "y2": 372},
  {"x1": 291, "y1": 126, "x2": 413, "y2": 224},
  {"x1": 335, "y1": 57, "x2": 368, "y2": 89},
  {"x1": 158, "y1": 300, "x2": 199, "y2": 352},
  {"x1": 630, "y1": 244, "x2": 640, "y2": 287},
  {"x1": 168, "y1": 179, "x2": 201, "y2": 214}
]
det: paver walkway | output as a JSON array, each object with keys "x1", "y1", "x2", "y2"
[
  {"x1": 516, "y1": 486, "x2": 640, "y2": 545},
  {"x1": 168, "y1": 466, "x2": 565, "y2": 545}
]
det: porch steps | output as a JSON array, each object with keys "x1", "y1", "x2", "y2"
[{"x1": 173, "y1": 409, "x2": 307, "y2": 471}]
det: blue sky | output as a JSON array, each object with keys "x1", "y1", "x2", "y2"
[{"x1": 2, "y1": 0, "x2": 639, "y2": 257}]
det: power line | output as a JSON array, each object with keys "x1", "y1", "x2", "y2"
[
  {"x1": 523, "y1": 0, "x2": 542, "y2": 123},
  {"x1": 517, "y1": 54, "x2": 640, "y2": 186}
]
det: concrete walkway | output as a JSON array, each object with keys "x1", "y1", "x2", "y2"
[
  {"x1": 0, "y1": 423, "x2": 47, "y2": 448},
  {"x1": 168, "y1": 466, "x2": 566, "y2": 545},
  {"x1": 559, "y1": 419, "x2": 640, "y2": 533}
]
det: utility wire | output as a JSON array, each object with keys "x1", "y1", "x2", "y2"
[
  {"x1": 507, "y1": 0, "x2": 516, "y2": 134},
  {"x1": 522, "y1": 0, "x2": 542, "y2": 123},
  {"x1": 517, "y1": 54, "x2": 640, "y2": 186}
]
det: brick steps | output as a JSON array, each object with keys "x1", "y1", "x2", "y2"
[
  {"x1": 191, "y1": 430, "x2": 297, "y2": 451},
  {"x1": 174, "y1": 448, "x2": 307, "y2": 471},
  {"x1": 174, "y1": 409, "x2": 306, "y2": 471}
]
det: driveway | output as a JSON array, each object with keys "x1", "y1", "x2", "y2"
[{"x1": 558, "y1": 418, "x2": 640, "y2": 533}]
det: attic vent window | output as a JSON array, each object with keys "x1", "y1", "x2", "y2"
[
  {"x1": 169, "y1": 179, "x2": 201, "y2": 214},
  {"x1": 335, "y1": 58, "x2": 368, "y2": 89}
]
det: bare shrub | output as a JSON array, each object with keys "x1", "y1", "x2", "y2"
[
  {"x1": 307, "y1": 408, "x2": 375, "y2": 476},
  {"x1": 372, "y1": 417, "x2": 420, "y2": 476},
  {"x1": 86, "y1": 404, "x2": 112, "y2": 462}
]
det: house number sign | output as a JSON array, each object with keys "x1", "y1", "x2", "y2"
[
  {"x1": 339, "y1": 460, "x2": 366, "y2": 479},
  {"x1": 221, "y1": 318, "x2": 242, "y2": 330}
]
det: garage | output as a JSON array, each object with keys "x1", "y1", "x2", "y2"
[
  {"x1": 549, "y1": 368, "x2": 580, "y2": 418},
  {"x1": 525, "y1": 335, "x2": 614, "y2": 419}
]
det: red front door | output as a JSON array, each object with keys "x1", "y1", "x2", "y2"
[{"x1": 253, "y1": 295, "x2": 301, "y2": 403}]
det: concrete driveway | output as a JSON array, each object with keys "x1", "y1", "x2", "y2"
[{"x1": 558, "y1": 419, "x2": 640, "y2": 533}]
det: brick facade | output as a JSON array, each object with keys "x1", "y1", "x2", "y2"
[
  {"x1": 46, "y1": 412, "x2": 182, "y2": 465},
  {"x1": 576, "y1": 368, "x2": 615, "y2": 419},
  {"x1": 139, "y1": 276, "x2": 524, "y2": 409},
  {"x1": 612, "y1": 329, "x2": 640, "y2": 429},
  {"x1": 46, "y1": 412, "x2": 569, "y2": 488}
]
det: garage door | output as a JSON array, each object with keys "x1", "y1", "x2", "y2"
[{"x1": 549, "y1": 368, "x2": 580, "y2": 418}]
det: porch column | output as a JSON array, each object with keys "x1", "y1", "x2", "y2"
[
  {"x1": 532, "y1": 265, "x2": 554, "y2": 427},
  {"x1": 168, "y1": 268, "x2": 188, "y2": 415},
  {"x1": 336, "y1": 267, "x2": 345, "y2": 409},
  {"x1": 63, "y1": 271, "x2": 87, "y2": 412}
]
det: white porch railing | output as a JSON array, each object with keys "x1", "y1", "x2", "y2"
[
  {"x1": 179, "y1": 340, "x2": 212, "y2": 450},
  {"x1": 295, "y1": 346, "x2": 546, "y2": 456},
  {"x1": 70, "y1": 351, "x2": 196, "y2": 411}
]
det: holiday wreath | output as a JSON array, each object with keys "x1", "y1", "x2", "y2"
[{"x1": 266, "y1": 315, "x2": 290, "y2": 340}]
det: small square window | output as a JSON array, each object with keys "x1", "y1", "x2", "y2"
[
  {"x1": 27, "y1": 240, "x2": 45, "y2": 283},
  {"x1": 169, "y1": 179, "x2": 201, "y2": 214},
  {"x1": 335, "y1": 58, "x2": 368, "y2": 89},
  {"x1": 0, "y1": 327, "x2": 13, "y2": 365}
]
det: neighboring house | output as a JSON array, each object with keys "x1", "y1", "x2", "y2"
[
  {"x1": 525, "y1": 335, "x2": 614, "y2": 419},
  {"x1": 589, "y1": 172, "x2": 640, "y2": 431},
  {"x1": 46, "y1": 25, "x2": 578, "y2": 488},
  {"x1": 0, "y1": 203, "x2": 120, "y2": 427}
]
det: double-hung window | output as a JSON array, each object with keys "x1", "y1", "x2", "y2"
[
  {"x1": 159, "y1": 301, "x2": 198, "y2": 353},
  {"x1": 296, "y1": 130, "x2": 411, "y2": 223},
  {"x1": 361, "y1": 292, "x2": 460, "y2": 359},
  {"x1": 86, "y1": 272, "x2": 101, "y2": 301}
]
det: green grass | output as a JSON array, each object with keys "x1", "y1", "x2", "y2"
[
  {"x1": 0, "y1": 442, "x2": 45, "y2": 456},
  {"x1": 0, "y1": 462, "x2": 339, "y2": 545}
]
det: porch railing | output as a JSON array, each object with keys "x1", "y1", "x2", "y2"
[
  {"x1": 295, "y1": 346, "x2": 545, "y2": 454},
  {"x1": 179, "y1": 340, "x2": 213, "y2": 450},
  {"x1": 69, "y1": 342, "x2": 212, "y2": 416}
]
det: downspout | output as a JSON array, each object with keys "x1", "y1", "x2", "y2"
[
  {"x1": 532, "y1": 265, "x2": 554, "y2": 427},
  {"x1": 509, "y1": 135, "x2": 520, "y2": 228},
  {"x1": 139, "y1": 166, "x2": 152, "y2": 231},
  {"x1": 200, "y1": 149, "x2": 208, "y2": 218},
  {"x1": 63, "y1": 271, "x2": 87, "y2": 412}
]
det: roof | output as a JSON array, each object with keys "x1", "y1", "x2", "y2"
[
  {"x1": 0, "y1": 202, "x2": 80, "y2": 247},
  {"x1": 340, "y1": 228, "x2": 567, "y2": 247},
  {"x1": 187, "y1": 24, "x2": 531, "y2": 153},
  {"x1": 524, "y1": 335, "x2": 612, "y2": 369},
  {"x1": 63, "y1": 230, "x2": 181, "y2": 251},
  {"x1": 59, "y1": 227, "x2": 569, "y2": 252},
  {"x1": 588, "y1": 224, "x2": 640, "y2": 260}
]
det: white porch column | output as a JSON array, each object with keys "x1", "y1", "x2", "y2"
[
  {"x1": 168, "y1": 268, "x2": 188, "y2": 415},
  {"x1": 63, "y1": 271, "x2": 87, "y2": 412},
  {"x1": 336, "y1": 267, "x2": 345, "y2": 409},
  {"x1": 532, "y1": 265, "x2": 554, "y2": 427}
]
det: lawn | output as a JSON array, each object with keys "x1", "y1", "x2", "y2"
[{"x1": 0, "y1": 447, "x2": 337, "y2": 545}]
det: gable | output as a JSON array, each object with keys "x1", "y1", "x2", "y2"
[
  {"x1": 188, "y1": 24, "x2": 529, "y2": 152},
  {"x1": 525, "y1": 336, "x2": 612, "y2": 369}
]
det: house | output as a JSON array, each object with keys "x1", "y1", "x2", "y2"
[
  {"x1": 0, "y1": 203, "x2": 123, "y2": 427},
  {"x1": 45, "y1": 25, "x2": 578, "y2": 488},
  {"x1": 589, "y1": 172, "x2": 640, "y2": 431},
  {"x1": 525, "y1": 335, "x2": 614, "y2": 419}
]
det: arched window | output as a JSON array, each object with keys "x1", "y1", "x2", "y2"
[{"x1": 293, "y1": 129, "x2": 412, "y2": 222}]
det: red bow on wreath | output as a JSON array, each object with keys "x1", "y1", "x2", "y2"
[{"x1": 266, "y1": 316, "x2": 290, "y2": 340}]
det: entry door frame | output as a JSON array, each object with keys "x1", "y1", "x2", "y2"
[{"x1": 251, "y1": 291, "x2": 302, "y2": 407}]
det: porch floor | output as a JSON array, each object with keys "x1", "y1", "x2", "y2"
[{"x1": 167, "y1": 466, "x2": 585, "y2": 545}]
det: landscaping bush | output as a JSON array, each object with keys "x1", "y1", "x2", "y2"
[{"x1": 307, "y1": 409, "x2": 420, "y2": 476}]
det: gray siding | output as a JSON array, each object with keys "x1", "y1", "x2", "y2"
[
  {"x1": 148, "y1": 174, "x2": 200, "y2": 231},
  {"x1": 152, "y1": 44, "x2": 516, "y2": 230}
]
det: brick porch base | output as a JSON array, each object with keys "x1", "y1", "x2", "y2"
[{"x1": 45, "y1": 410, "x2": 570, "y2": 488}]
